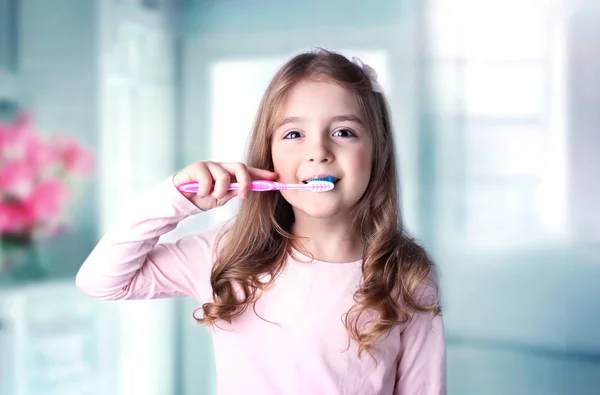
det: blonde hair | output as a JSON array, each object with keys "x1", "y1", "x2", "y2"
[{"x1": 198, "y1": 48, "x2": 441, "y2": 359}]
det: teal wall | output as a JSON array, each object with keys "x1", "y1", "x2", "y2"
[
  {"x1": 12, "y1": 0, "x2": 99, "y2": 277},
  {"x1": 182, "y1": 0, "x2": 405, "y2": 35}
]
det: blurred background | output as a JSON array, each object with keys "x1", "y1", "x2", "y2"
[{"x1": 0, "y1": 0, "x2": 599, "y2": 394}]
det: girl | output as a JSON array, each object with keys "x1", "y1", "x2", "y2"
[{"x1": 76, "y1": 49, "x2": 446, "y2": 394}]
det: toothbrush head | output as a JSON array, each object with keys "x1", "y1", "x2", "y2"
[{"x1": 305, "y1": 180, "x2": 335, "y2": 192}]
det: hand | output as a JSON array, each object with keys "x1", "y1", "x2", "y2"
[{"x1": 173, "y1": 161, "x2": 278, "y2": 211}]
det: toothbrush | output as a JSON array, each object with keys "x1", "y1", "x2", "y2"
[{"x1": 177, "y1": 177, "x2": 335, "y2": 194}]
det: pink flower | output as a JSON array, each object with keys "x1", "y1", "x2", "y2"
[
  {"x1": 13, "y1": 111, "x2": 36, "y2": 139},
  {"x1": 0, "y1": 111, "x2": 94, "y2": 236},
  {"x1": 0, "y1": 112, "x2": 37, "y2": 161},
  {"x1": 26, "y1": 137, "x2": 61, "y2": 169},
  {"x1": 0, "y1": 202, "x2": 29, "y2": 233},
  {"x1": 23, "y1": 179, "x2": 70, "y2": 224},
  {"x1": 0, "y1": 160, "x2": 35, "y2": 199},
  {"x1": 51, "y1": 136, "x2": 95, "y2": 175}
]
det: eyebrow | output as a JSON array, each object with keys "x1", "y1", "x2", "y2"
[{"x1": 275, "y1": 114, "x2": 365, "y2": 129}]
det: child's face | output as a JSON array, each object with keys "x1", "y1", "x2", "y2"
[{"x1": 271, "y1": 79, "x2": 373, "y2": 220}]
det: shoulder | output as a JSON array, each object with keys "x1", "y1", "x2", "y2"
[{"x1": 414, "y1": 272, "x2": 441, "y2": 306}]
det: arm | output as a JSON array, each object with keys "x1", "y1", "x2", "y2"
[
  {"x1": 395, "y1": 289, "x2": 447, "y2": 395},
  {"x1": 75, "y1": 176, "x2": 223, "y2": 301}
]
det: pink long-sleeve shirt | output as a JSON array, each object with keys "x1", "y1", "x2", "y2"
[{"x1": 76, "y1": 177, "x2": 446, "y2": 395}]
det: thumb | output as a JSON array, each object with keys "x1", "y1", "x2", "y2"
[{"x1": 214, "y1": 189, "x2": 239, "y2": 207}]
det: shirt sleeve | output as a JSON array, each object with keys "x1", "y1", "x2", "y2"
[
  {"x1": 395, "y1": 285, "x2": 447, "y2": 395},
  {"x1": 75, "y1": 176, "x2": 225, "y2": 302}
]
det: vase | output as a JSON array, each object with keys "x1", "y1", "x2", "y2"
[{"x1": 0, "y1": 233, "x2": 48, "y2": 281}]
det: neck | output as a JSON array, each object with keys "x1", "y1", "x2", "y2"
[{"x1": 291, "y1": 213, "x2": 363, "y2": 263}]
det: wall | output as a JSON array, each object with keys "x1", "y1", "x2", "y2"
[
  {"x1": 182, "y1": 0, "x2": 405, "y2": 35},
  {"x1": 17, "y1": 0, "x2": 99, "y2": 273},
  {"x1": 568, "y1": 9, "x2": 600, "y2": 243}
]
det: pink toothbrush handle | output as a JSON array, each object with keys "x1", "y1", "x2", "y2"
[
  {"x1": 177, "y1": 180, "x2": 333, "y2": 193},
  {"x1": 177, "y1": 180, "x2": 280, "y2": 193}
]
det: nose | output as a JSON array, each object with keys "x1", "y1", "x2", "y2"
[{"x1": 307, "y1": 140, "x2": 333, "y2": 163}]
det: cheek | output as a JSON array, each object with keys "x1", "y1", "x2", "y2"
[
  {"x1": 271, "y1": 151, "x2": 284, "y2": 170},
  {"x1": 354, "y1": 147, "x2": 373, "y2": 189},
  {"x1": 271, "y1": 146, "x2": 294, "y2": 176},
  {"x1": 271, "y1": 145, "x2": 283, "y2": 167},
  {"x1": 351, "y1": 145, "x2": 373, "y2": 171}
]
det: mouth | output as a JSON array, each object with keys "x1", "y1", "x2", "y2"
[{"x1": 302, "y1": 175, "x2": 340, "y2": 184}]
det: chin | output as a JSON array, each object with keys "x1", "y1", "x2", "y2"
[
  {"x1": 281, "y1": 191, "x2": 356, "y2": 220},
  {"x1": 291, "y1": 201, "x2": 346, "y2": 220}
]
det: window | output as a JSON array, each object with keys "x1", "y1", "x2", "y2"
[{"x1": 425, "y1": 0, "x2": 568, "y2": 250}]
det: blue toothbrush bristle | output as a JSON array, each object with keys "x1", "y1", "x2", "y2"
[{"x1": 309, "y1": 176, "x2": 335, "y2": 183}]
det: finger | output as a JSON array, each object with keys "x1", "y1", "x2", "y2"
[
  {"x1": 230, "y1": 163, "x2": 252, "y2": 199},
  {"x1": 220, "y1": 163, "x2": 278, "y2": 181},
  {"x1": 246, "y1": 167, "x2": 278, "y2": 180},
  {"x1": 207, "y1": 162, "x2": 231, "y2": 199},
  {"x1": 191, "y1": 163, "x2": 213, "y2": 197}
]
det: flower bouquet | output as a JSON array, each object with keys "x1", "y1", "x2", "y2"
[{"x1": 0, "y1": 111, "x2": 95, "y2": 275}]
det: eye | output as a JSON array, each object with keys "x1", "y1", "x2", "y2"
[
  {"x1": 283, "y1": 130, "x2": 303, "y2": 139},
  {"x1": 332, "y1": 128, "x2": 355, "y2": 138}
]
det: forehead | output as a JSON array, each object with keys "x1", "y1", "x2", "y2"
[{"x1": 277, "y1": 80, "x2": 362, "y2": 120}]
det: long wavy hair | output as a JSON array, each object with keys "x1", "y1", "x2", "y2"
[{"x1": 198, "y1": 48, "x2": 441, "y2": 359}]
